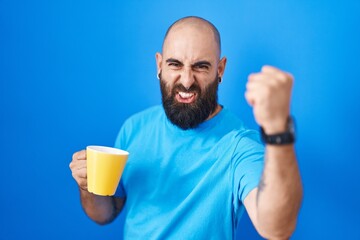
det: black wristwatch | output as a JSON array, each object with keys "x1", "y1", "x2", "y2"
[{"x1": 260, "y1": 116, "x2": 296, "y2": 145}]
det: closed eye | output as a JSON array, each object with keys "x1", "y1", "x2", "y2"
[
  {"x1": 169, "y1": 62, "x2": 181, "y2": 67},
  {"x1": 192, "y1": 61, "x2": 211, "y2": 71},
  {"x1": 194, "y1": 64, "x2": 209, "y2": 70},
  {"x1": 166, "y1": 58, "x2": 183, "y2": 69}
]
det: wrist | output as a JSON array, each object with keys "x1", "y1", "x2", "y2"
[
  {"x1": 261, "y1": 118, "x2": 288, "y2": 135},
  {"x1": 260, "y1": 116, "x2": 296, "y2": 145}
]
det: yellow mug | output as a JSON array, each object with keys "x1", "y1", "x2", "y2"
[{"x1": 86, "y1": 146, "x2": 129, "y2": 196}]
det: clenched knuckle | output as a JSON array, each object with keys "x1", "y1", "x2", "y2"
[
  {"x1": 284, "y1": 73, "x2": 293, "y2": 82},
  {"x1": 276, "y1": 73, "x2": 286, "y2": 81},
  {"x1": 269, "y1": 80, "x2": 278, "y2": 89}
]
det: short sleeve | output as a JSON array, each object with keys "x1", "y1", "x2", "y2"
[
  {"x1": 232, "y1": 130, "x2": 264, "y2": 216},
  {"x1": 114, "y1": 121, "x2": 128, "y2": 150}
]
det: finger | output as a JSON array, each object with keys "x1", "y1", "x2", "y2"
[
  {"x1": 261, "y1": 65, "x2": 292, "y2": 82},
  {"x1": 261, "y1": 65, "x2": 282, "y2": 74},
  {"x1": 72, "y1": 171, "x2": 86, "y2": 181},
  {"x1": 76, "y1": 168, "x2": 87, "y2": 179},
  {"x1": 244, "y1": 91, "x2": 256, "y2": 107},
  {"x1": 77, "y1": 178, "x2": 88, "y2": 191},
  {"x1": 69, "y1": 157, "x2": 86, "y2": 168},
  {"x1": 248, "y1": 72, "x2": 278, "y2": 84},
  {"x1": 76, "y1": 150, "x2": 87, "y2": 160},
  {"x1": 246, "y1": 78, "x2": 263, "y2": 90},
  {"x1": 245, "y1": 80, "x2": 274, "y2": 106},
  {"x1": 69, "y1": 161, "x2": 87, "y2": 181},
  {"x1": 72, "y1": 168, "x2": 87, "y2": 189},
  {"x1": 246, "y1": 77, "x2": 277, "y2": 91},
  {"x1": 73, "y1": 150, "x2": 87, "y2": 161},
  {"x1": 248, "y1": 73, "x2": 263, "y2": 82}
]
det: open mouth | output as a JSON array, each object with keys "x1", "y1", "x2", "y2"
[{"x1": 175, "y1": 91, "x2": 197, "y2": 103}]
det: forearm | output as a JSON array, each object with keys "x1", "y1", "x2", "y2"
[
  {"x1": 80, "y1": 188, "x2": 123, "y2": 225},
  {"x1": 256, "y1": 144, "x2": 303, "y2": 239}
]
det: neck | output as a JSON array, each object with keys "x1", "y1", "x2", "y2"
[{"x1": 206, "y1": 104, "x2": 222, "y2": 121}]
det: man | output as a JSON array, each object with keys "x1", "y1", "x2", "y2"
[{"x1": 70, "y1": 16, "x2": 302, "y2": 239}]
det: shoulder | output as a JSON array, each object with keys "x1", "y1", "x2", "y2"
[
  {"x1": 220, "y1": 108, "x2": 263, "y2": 146},
  {"x1": 218, "y1": 108, "x2": 251, "y2": 135},
  {"x1": 123, "y1": 105, "x2": 164, "y2": 127},
  {"x1": 115, "y1": 105, "x2": 164, "y2": 148},
  {"x1": 221, "y1": 108, "x2": 245, "y2": 129}
]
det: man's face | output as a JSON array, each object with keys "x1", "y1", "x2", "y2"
[{"x1": 156, "y1": 23, "x2": 225, "y2": 129}]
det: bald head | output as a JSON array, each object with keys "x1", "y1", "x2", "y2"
[{"x1": 162, "y1": 16, "x2": 221, "y2": 58}]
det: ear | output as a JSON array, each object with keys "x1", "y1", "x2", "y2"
[
  {"x1": 155, "y1": 52, "x2": 163, "y2": 76},
  {"x1": 217, "y1": 57, "x2": 227, "y2": 78}
]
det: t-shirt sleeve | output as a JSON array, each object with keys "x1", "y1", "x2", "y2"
[
  {"x1": 113, "y1": 123, "x2": 128, "y2": 198},
  {"x1": 232, "y1": 130, "x2": 264, "y2": 213}
]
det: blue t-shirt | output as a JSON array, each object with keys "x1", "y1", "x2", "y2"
[{"x1": 114, "y1": 105, "x2": 264, "y2": 239}]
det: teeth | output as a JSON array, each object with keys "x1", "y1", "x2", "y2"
[{"x1": 179, "y1": 92, "x2": 194, "y2": 98}]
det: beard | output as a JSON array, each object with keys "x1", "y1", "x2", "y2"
[{"x1": 160, "y1": 74, "x2": 219, "y2": 130}]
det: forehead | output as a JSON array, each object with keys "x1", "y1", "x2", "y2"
[{"x1": 162, "y1": 23, "x2": 219, "y2": 62}]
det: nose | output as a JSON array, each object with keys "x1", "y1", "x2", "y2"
[{"x1": 179, "y1": 68, "x2": 195, "y2": 90}]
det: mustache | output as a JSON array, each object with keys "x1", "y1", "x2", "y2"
[
  {"x1": 158, "y1": 72, "x2": 201, "y2": 95},
  {"x1": 172, "y1": 83, "x2": 201, "y2": 95}
]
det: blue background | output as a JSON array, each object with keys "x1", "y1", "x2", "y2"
[{"x1": 1, "y1": 1, "x2": 359, "y2": 239}]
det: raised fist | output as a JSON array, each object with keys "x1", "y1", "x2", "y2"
[{"x1": 245, "y1": 65, "x2": 293, "y2": 134}]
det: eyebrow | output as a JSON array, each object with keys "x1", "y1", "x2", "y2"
[{"x1": 165, "y1": 58, "x2": 212, "y2": 68}]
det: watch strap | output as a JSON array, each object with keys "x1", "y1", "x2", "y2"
[{"x1": 260, "y1": 117, "x2": 296, "y2": 145}]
